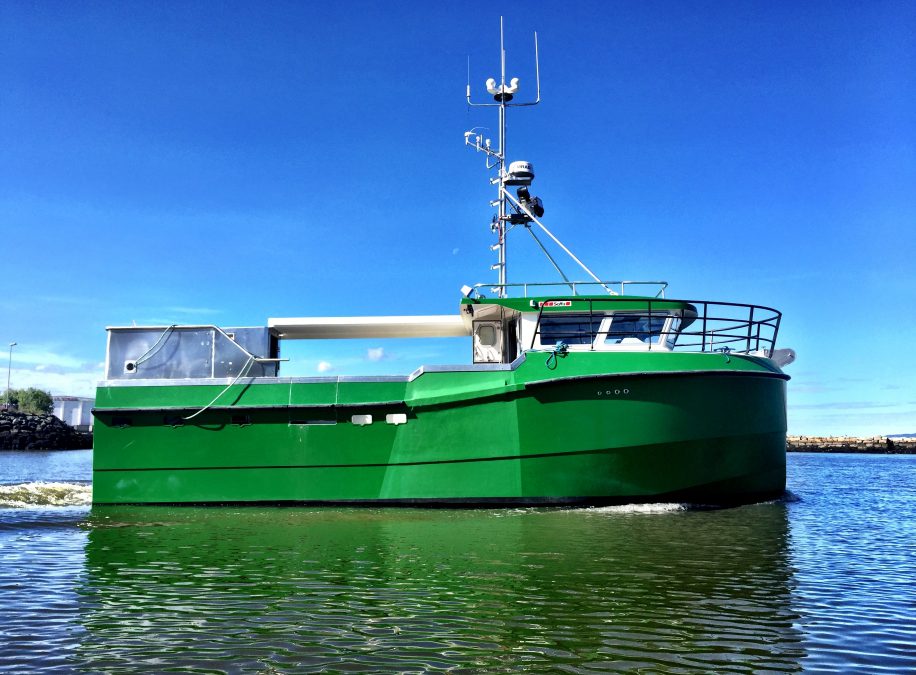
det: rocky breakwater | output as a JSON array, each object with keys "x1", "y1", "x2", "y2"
[
  {"x1": 788, "y1": 435, "x2": 916, "y2": 454},
  {"x1": 0, "y1": 411, "x2": 92, "y2": 450}
]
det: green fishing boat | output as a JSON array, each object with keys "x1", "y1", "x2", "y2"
[{"x1": 92, "y1": 25, "x2": 794, "y2": 506}]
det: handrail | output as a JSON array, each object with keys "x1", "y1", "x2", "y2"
[
  {"x1": 529, "y1": 296, "x2": 782, "y2": 354},
  {"x1": 473, "y1": 280, "x2": 668, "y2": 298}
]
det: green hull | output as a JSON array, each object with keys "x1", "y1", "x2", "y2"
[{"x1": 92, "y1": 352, "x2": 788, "y2": 505}]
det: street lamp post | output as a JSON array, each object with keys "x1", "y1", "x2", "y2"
[{"x1": 5, "y1": 341, "x2": 15, "y2": 407}]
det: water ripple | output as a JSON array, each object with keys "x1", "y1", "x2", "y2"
[
  {"x1": 0, "y1": 454, "x2": 914, "y2": 673},
  {"x1": 33, "y1": 504, "x2": 804, "y2": 674}
]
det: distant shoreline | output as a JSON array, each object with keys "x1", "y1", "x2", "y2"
[{"x1": 788, "y1": 436, "x2": 916, "y2": 454}]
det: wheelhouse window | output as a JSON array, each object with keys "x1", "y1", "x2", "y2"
[
  {"x1": 538, "y1": 314, "x2": 602, "y2": 345},
  {"x1": 603, "y1": 314, "x2": 667, "y2": 345},
  {"x1": 473, "y1": 321, "x2": 503, "y2": 363},
  {"x1": 532, "y1": 311, "x2": 678, "y2": 350}
]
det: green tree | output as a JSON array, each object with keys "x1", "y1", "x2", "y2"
[{"x1": 9, "y1": 388, "x2": 53, "y2": 414}]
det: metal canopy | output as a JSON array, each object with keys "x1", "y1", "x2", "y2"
[{"x1": 268, "y1": 315, "x2": 471, "y2": 340}]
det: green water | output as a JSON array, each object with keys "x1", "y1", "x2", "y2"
[
  {"x1": 1, "y1": 451, "x2": 915, "y2": 673},
  {"x1": 75, "y1": 504, "x2": 799, "y2": 672}
]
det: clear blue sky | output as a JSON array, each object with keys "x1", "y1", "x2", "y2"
[{"x1": 1, "y1": 1, "x2": 914, "y2": 436}]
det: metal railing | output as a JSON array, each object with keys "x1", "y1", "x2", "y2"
[
  {"x1": 530, "y1": 296, "x2": 782, "y2": 354},
  {"x1": 473, "y1": 280, "x2": 668, "y2": 298}
]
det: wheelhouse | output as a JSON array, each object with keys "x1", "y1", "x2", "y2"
[
  {"x1": 461, "y1": 284, "x2": 783, "y2": 365},
  {"x1": 462, "y1": 295, "x2": 693, "y2": 363}
]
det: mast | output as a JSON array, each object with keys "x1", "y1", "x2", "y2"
[
  {"x1": 466, "y1": 18, "x2": 540, "y2": 297},
  {"x1": 466, "y1": 19, "x2": 610, "y2": 297},
  {"x1": 498, "y1": 18, "x2": 507, "y2": 290}
]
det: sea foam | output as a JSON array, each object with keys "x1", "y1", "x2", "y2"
[
  {"x1": 584, "y1": 502, "x2": 687, "y2": 514},
  {"x1": 0, "y1": 482, "x2": 93, "y2": 508}
]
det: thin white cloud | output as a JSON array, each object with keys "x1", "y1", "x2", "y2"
[
  {"x1": 132, "y1": 318, "x2": 184, "y2": 326},
  {"x1": 130, "y1": 311, "x2": 222, "y2": 325},
  {"x1": 9, "y1": 346, "x2": 87, "y2": 370},
  {"x1": 316, "y1": 361, "x2": 333, "y2": 373},
  {"x1": 34, "y1": 295, "x2": 98, "y2": 307},
  {"x1": 6, "y1": 366, "x2": 102, "y2": 398},
  {"x1": 367, "y1": 347, "x2": 386, "y2": 362},
  {"x1": 3, "y1": 345, "x2": 105, "y2": 397},
  {"x1": 166, "y1": 306, "x2": 223, "y2": 316},
  {"x1": 790, "y1": 401, "x2": 915, "y2": 411},
  {"x1": 790, "y1": 384, "x2": 832, "y2": 394}
]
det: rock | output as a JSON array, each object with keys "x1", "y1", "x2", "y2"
[
  {"x1": 787, "y1": 435, "x2": 916, "y2": 454},
  {"x1": 0, "y1": 411, "x2": 92, "y2": 451}
]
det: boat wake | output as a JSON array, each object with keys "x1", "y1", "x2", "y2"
[
  {"x1": 759, "y1": 490, "x2": 802, "y2": 505},
  {"x1": 585, "y1": 502, "x2": 687, "y2": 514},
  {"x1": 0, "y1": 482, "x2": 93, "y2": 508}
]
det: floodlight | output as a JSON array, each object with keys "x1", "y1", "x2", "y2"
[{"x1": 516, "y1": 186, "x2": 545, "y2": 218}]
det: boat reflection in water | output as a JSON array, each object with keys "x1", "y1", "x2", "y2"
[{"x1": 76, "y1": 503, "x2": 805, "y2": 672}]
